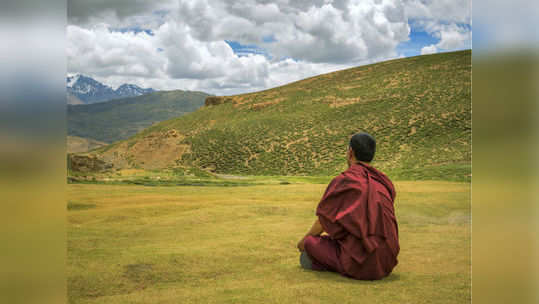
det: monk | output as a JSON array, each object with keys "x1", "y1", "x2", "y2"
[{"x1": 297, "y1": 132, "x2": 399, "y2": 280}]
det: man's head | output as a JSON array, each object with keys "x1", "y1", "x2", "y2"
[{"x1": 348, "y1": 132, "x2": 376, "y2": 166}]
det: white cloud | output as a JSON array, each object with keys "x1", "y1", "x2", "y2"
[
  {"x1": 68, "y1": 0, "x2": 177, "y2": 27},
  {"x1": 435, "y1": 24, "x2": 471, "y2": 50},
  {"x1": 68, "y1": 20, "x2": 318, "y2": 95},
  {"x1": 404, "y1": 0, "x2": 471, "y2": 52},
  {"x1": 404, "y1": 0, "x2": 470, "y2": 25},
  {"x1": 420, "y1": 44, "x2": 437, "y2": 55},
  {"x1": 67, "y1": 0, "x2": 470, "y2": 95},
  {"x1": 67, "y1": 24, "x2": 166, "y2": 79},
  {"x1": 175, "y1": 0, "x2": 411, "y2": 63}
]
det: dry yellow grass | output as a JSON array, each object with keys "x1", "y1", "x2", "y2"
[{"x1": 68, "y1": 181, "x2": 470, "y2": 303}]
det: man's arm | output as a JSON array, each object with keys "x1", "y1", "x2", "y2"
[
  {"x1": 297, "y1": 217, "x2": 324, "y2": 252},
  {"x1": 306, "y1": 217, "x2": 324, "y2": 237}
]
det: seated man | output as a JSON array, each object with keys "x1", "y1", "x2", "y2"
[{"x1": 297, "y1": 132, "x2": 399, "y2": 280}]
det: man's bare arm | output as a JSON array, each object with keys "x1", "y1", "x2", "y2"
[
  {"x1": 297, "y1": 217, "x2": 325, "y2": 252},
  {"x1": 306, "y1": 217, "x2": 324, "y2": 237}
]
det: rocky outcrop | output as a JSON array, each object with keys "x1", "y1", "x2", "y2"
[
  {"x1": 68, "y1": 154, "x2": 113, "y2": 173},
  {"x1": 96, "y1": 129, "x2": 190, "y2": 170},
  {"x1": 205, "y1": 96, "x2": 233, "y2": 106}
]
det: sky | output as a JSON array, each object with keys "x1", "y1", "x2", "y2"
[{"x1": 67, "y1": 0, "x2": 471, "y2": 95}]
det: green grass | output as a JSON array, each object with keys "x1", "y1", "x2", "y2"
[
  {"x1": 67, "y1": 180, "x2": 470, "y2": 303},
  {"x1": 68, "y1": 160, "x2": 470, "y2": 187},
  {"x1": 67, "y1": 173, "x2": 331, "y2": 187},
  {"x1": 386, "y1": 163, "x2": 471, "y2": 182},
  {"x1": 89, "y1": 50, "x2": 470, "y2": 178}
]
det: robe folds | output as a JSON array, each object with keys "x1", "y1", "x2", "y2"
[{"x1": 309, "y1": 162, "x2": 399, "y2": 280}]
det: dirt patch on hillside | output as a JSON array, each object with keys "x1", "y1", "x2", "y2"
[
  {"x1": 340, "y1": 84, "x2": 361, "y2": 90},
  {"x1": 205, "y1": 94, "x2": 285, "y2": 109},
  {"x1": 329, "y1": 97, "x2": 363, "y2": 108},
  {"x1": 285, "y1": 136, "x2": 310, "y2": 149},
  {"x1": 98, "y1": 129, "x2": 190, "y2": 170},
  {"x1": 248, "y1": 98, "x2": 284, "y2": 110},
  {"x1": 313, "y1": 95, "x2": 364, "y2": 108},
  {"x1": 408, "y1": 113, "x2": 424, "y2": 126},
  {"x1": 205, "y1": 96, "x2": 234, "y2": 106}
]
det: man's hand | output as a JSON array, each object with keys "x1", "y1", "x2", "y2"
[
  {"x1": 297, "y1": 236, "x2": 306, "y2": 252},
  {"x1": 297, "y1": 218, "x2": 325, "y2": 252}
]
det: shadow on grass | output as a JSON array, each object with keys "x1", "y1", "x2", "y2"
[
  {"x1": 67, "y1": 201, "x2": 97, "y2": 211},
  {"x1": 299, "y1": 266, "x2": 401, "y2": 285}
]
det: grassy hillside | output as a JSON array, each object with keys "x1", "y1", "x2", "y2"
[
  {"x1": 89, "y1": 50, "x2": 471, "y2": 180},
  {"x1": 68, "y1": 90, "x2": 210, "y2": 143}
]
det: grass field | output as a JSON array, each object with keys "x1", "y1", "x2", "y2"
[{"x1": 67, "y1": 180, "x2": 470, "y2": 303}]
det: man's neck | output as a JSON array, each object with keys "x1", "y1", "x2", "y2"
[{"x1": 353, "y1": 160, "x2": 370, "y2": 167}]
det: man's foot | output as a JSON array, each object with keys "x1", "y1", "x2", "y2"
[{"x1": 300, "y1": 251, "x2": 313, "y2": 269}]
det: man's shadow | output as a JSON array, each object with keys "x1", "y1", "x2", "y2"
[{"x1": 300, "y1": 267, "x2": 401, "y2": 285}]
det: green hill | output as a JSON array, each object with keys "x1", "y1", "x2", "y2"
[
  {"x1": 67, "y1": 135, "x2": 107, "y2": 153},
  {"x1": 68, "y1": 90, "x2": 210, "y2": 143},
  {"x1": 87, "y1": 50, "x2": 471, "y2": 181}
]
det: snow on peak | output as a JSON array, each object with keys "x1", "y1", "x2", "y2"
[
  {"x1": 67, "y1": 74, "x2": 81, "y2": 88},
  {"x1": 66, "y1": 73, "x2": 156, "y2": 103}
]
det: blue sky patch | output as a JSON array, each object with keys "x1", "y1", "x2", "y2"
[
  {"x1": 262, "y1": 35, "x2": 277, "y2": 43},
  {"x1": 225, "y1": 40, "x2": 270, "y2": 58},
  {"x1": 397, "y1": 28, "x2": 440, "y2": 57}
]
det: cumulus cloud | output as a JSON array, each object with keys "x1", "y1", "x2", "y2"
[
  {"x1": 435, "y1": 24, "x2": 471, "y2": 50},
  {"x1": 67, "y1": 22, "x2": 273, "y2": 94},
  {"x1": 404, "y1": 0, "x2": 471, "y2": 52},
  {"x1": 68, "y1": 0, "x2": 177, "y2": 27},
  {"x1": 67, "y1": 0, "x2": 469, "y2": 95},
  {"x1": 67, "y1": 24, "x2": 166, "y2": 78},
  {"x1": 175, "y1": 0, "x2": 410, "y2": 63},
  {"x1": 404, "y1": 0, "x2": 470, "y2": 24},
  {"x1": 420, "y1": 44, "x2": 437, "y2": 55}
]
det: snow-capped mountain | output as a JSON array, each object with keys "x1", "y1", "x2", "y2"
[
  {"x1": 115, "y1": 84, "x2": 155, "y2": 97},
  {"x1": 67, "y1": 74, "x2": 156, "y2": 104}
]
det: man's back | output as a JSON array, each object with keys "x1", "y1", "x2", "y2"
[
  {"x1": 298, "y1": 132, "x2": 399, "y2": 280},
  {"x1": 314, "y1": 162, "x2": 399, "y2": 280}
]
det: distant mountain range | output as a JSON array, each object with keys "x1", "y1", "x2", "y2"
[
  {"x1": 67, "y1": 74, "x2": 156, "y2": 104},
  {"x1": 68, "y1": 90, "x2": 210, "y2": 143}
]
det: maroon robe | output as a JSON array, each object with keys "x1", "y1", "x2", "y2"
[{"x1": 304, "y1": 162, "x2": 399, "y2": 280}]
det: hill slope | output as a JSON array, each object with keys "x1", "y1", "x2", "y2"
[
  {"x1": 67, "y1": 136, "x2": 107, "y2": 153},
  {"x1": 88, "y1": 50, "x2": 471, "y2": 179},
  {"x1": 68, "y1": 90, "x2": 210, "y2": 143}
]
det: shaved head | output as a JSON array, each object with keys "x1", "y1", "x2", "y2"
[{"x1": 349, "y1": 132, "x2": 376, "y2": 162}]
